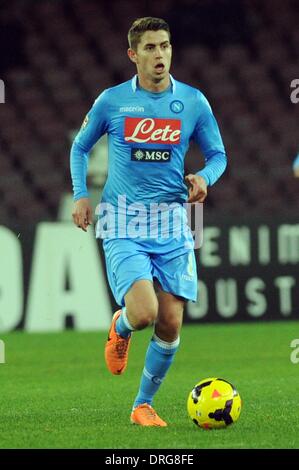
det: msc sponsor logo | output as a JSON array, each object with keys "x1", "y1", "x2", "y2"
[
  {"x1": 125, "y1": 117, "x2": 181, "y2": 144},
  {"x1": 131, "y1": 148, "x2": 171, "y2": 162}
]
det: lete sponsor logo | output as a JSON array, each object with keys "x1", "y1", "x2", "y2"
[{"x1": 124, "y1": 117, "x2": 181, "y2": 144}]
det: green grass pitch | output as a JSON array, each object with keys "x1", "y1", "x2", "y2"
[{"x1": 1, "y1": 321, "x2": 299, "y2": 449}]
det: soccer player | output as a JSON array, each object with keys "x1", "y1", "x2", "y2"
[{"x1": 70, "y1": 17, "x2": 227, "y2": 426}]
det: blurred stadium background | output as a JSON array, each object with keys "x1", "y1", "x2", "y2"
[{"x1": 0, "y1": 0, "x2": 298, "y2": 331}]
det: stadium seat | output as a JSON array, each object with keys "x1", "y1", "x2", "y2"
[{"x1": 0, "y1": 0, "x2": 298, "y2": 223}]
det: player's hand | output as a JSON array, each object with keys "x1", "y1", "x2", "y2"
[
  {"x1": 72, "y1": 198, "x2": 93, "y2": 232},
  {"x1": 185, "y1": 174, "x2": 207, "y2": 203}
]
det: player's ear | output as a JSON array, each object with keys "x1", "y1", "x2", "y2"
[{"x1": 128, "y1": 48, "x2": 137, "y2": 64}]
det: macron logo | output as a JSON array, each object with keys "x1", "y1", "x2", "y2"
[{"x1": 119, "y1": 106, "x2": 144, "y2": 113}]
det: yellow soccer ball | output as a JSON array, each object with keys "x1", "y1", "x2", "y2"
[{"x1": 187, "y1": 377, "x2": 242, "y2": 429}]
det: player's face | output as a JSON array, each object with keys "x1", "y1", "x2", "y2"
[{"x1": 131, "y1": 30, "x2": 172, "y2": 83}]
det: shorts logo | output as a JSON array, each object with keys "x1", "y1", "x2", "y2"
[
  {"x1": 170, "y1": 100, "x2": 184, "y2": 113},
  {"x1": 182, "y1": 253, "x2": 195, "y2": 281},
  {"x1": 187, "y1": 252, "x2": 194, "y2": 276},
  {"x1": 125, "y1": 117, "x2": 181, "y2": 144},
  {"x1": 131, "y1": 148, "x2": 171, "y2": 162}
]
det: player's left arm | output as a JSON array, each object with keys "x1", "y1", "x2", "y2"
[{"x1": 186, "y1": 92, "x2": 227, "y2": 203}]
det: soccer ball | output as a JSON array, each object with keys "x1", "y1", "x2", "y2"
[{"x1": 187, "y1": 377, "x2": 242, "y2": 429}]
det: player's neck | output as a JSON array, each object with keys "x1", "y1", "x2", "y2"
[{"x1": 137, "y1": 74, "x2": 171, "y2": 93}]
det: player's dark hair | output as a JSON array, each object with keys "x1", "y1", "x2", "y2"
[{"x1": 128, "y1": 17, "x2": 171, "y2": 51}]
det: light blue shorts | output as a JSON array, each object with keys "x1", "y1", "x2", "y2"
[{"x1": 102, "y1": 230, "x2": 198, "y2": 307}]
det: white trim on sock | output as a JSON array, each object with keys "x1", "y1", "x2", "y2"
[
  {"x1": 122, "y1": 307, "x2": 135, "y2": 331},
  {"x1": 152, "y1": 333, "x2": 180, "y2": 350}
]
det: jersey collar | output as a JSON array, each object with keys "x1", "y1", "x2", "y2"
[{"x1": 131, "y1": 74, "x2": 176, "y2": 93}]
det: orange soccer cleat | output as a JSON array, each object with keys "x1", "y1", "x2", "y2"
[
  {"x1": 105, "y1": 310, "x2": 131, "y2": 375},
  {"x1": 130, "y1": 404, "x2": 167, "y2": 427}
]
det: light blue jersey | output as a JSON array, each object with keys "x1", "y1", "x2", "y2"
[
  {"x1": 70, "y1": 75, "x2": 227, "y2": 238},
  {"x1": 70, "y1": 75, "x2": 227, "y2": 304}
]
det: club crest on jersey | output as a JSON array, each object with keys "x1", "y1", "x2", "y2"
[
  {"x1": 170, "y1": 100, "x2": 184, "y2": 113},
  {"x1": 131, "y1": 148, "x2": 171, "y2": 162},
  {"x1": 124, "y1": 117, "x2": 181, "y2": 144}
]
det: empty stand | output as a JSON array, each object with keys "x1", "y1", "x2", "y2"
[{"x1": 0, "y1": 0, "x2": 298, "y2": 224}]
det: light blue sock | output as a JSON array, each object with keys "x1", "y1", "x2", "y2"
[
  {"x1": 115, "y1": 307, "x2": 135, "y2": 338},
  {"x1": 133, "y1": 333, "x2": 180, "y2": 410}
]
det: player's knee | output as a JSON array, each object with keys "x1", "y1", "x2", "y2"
[
  {"x1": 168, "y1": 317, "x2": 182, "y2": 337},
  {"x1": 134, "y1": 303, "x2": 158, "y2": 330},
  {"x1": 156, "y1": 313, "x2": 182, "y2": 339}
]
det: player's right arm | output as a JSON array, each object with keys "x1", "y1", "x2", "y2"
[{"x1": 70, "y1": 91, "x2": 109, "y2": 231}]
